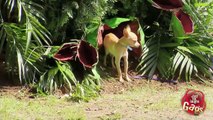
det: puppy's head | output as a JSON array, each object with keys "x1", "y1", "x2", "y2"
[{"x1": 123, "y1": 25, "x2": 140, "y2": 48}]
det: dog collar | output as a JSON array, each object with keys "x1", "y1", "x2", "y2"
[{"x1": 127, "y1": 46, "x2": 133, "y2": 51}]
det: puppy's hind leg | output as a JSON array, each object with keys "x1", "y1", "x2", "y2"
[
  {"x1": 111, "y1": 56, "x2": 116, "y2": 68},
  {"x1": 104, "y1": 50, "x2": 109, "y2": 66}
]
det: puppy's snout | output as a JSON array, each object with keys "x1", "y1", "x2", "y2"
[{"x1": 134, "y1": 42, "x2": 140, "y2": 48}]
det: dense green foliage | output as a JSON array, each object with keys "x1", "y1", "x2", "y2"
[
  {"x1": 0, "y1": 0, "x2": 51, "y2": 84},
  {"x1": 137, "y1": 0, "x2": 213, "y2": 81},
  {"x1": 0, "y1": 0, "x2": 212, "y2": 100}
]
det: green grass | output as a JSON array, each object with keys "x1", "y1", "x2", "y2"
[
  {"x1": 99, "y1": 112, "x2": 122, "y2": 120},
  {"x1": 0, "y1": 96, "x2": 86, "y2": 120},
  {"x1": 0, "y1": 81, "x2": 212, "y2": 120},
  {"x1": 96, "y1": 82, "x2": 213, "y2": 119},
  {"x1": 118, "y1": 83, "x2": 213, "y2": 110}
]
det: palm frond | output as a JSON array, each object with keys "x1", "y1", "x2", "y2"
[
  {"x1": 0, "y1": 0, "x2": 52, "y2": 83},
  {"x1": 172, "y1": 51, "x2": 196, "y2": 81},
  {"x1": 137, "y1": 32, "x2": 173, "y2": 79},
  {"x1": 137, "y1": 36, "x2": 158, "y2": 78},
  {"x1": 173, "y1": 44, "x2": 212, "y2": 81}
]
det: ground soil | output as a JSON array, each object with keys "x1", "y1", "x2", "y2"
[
  {"x1": 1, "y1": 60, "x2": 213, "y2": 120},
  {"x1": 1, "y1": 76, "x2": 213, "y2": 120}
]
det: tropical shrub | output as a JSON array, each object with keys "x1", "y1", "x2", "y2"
[
  {"x1": 0, "y1": 0, "x2": 51, "y2": 83},
  {"x1": 0, "y1": 1, "x2": 117, "y2": 100},
  {"x1": 137, "y1": 0, "x2": 213, "y2": 82}
]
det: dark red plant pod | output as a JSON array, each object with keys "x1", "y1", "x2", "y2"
[
  {"x1": 152, "y1": 0, "x2": 183, "y2": 11},
  {"x1": 53, "y1": 43, "x2": 78, "y2": 62},
  {"x1": 77, "y1": 40, "x2": 98, "y2": 68},
  {"x1": 175, "y1": 10, "x2": 194, "y2": 34}
]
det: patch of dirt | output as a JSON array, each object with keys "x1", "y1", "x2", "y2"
[
  {"x1": 100, "y1": 78, "x2": 146, "y2": 94},
  {"x1": 0, "y1": 60, "x2": 19, "y2": 95},
  {"x1": 86, "y1": 79, "x2": 213, "y2": 120},
  {"x1": 100, "y1": 78, "x2": 178, "y2": 94},
  {"x1": 0, "y1": 59, "x2": 31, "y2": 99},
  {"x1": 99, "y1": 63, "x2": 179, "y2": 95}
]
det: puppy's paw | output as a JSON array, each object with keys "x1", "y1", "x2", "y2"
[
  {"x1": 119, "y1": 78, "x2": 124, "y2": 83},
  {"x1": 125, "y1": 76, "x2": 132, "y2": 82}
]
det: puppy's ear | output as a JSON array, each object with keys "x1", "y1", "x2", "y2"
[
  {"x1": 126, "y1": 25, "x2": 131, "y2": 32},
  {"x1": 123, "y1": 25, "x2": 131, "y2": 37}
]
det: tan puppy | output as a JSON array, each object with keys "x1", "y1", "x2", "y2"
[{"x1": 103, "y1": 25, "x2": 140, "y2": 82}]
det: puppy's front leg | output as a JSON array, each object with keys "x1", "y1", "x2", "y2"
[
  {"x1": 115, "y1": 56, "x2": 124, "y2": 82},
  {"x1": 124, "y1": 54, "x2": 131, "y2": 82}
]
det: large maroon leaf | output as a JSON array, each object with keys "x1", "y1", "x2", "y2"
[
  {"x1": 77, "y1": 40, "x2": 98, "y2": 68},
  {"x1": 152, "y1": 0, "x2": 183, "y2": 11},
  {"x1": 175, "y1": 10, "x2": 194, "y2": 34},
  {"x1": 54, "y1": 43, "x2": 78, "y2": 62}
]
